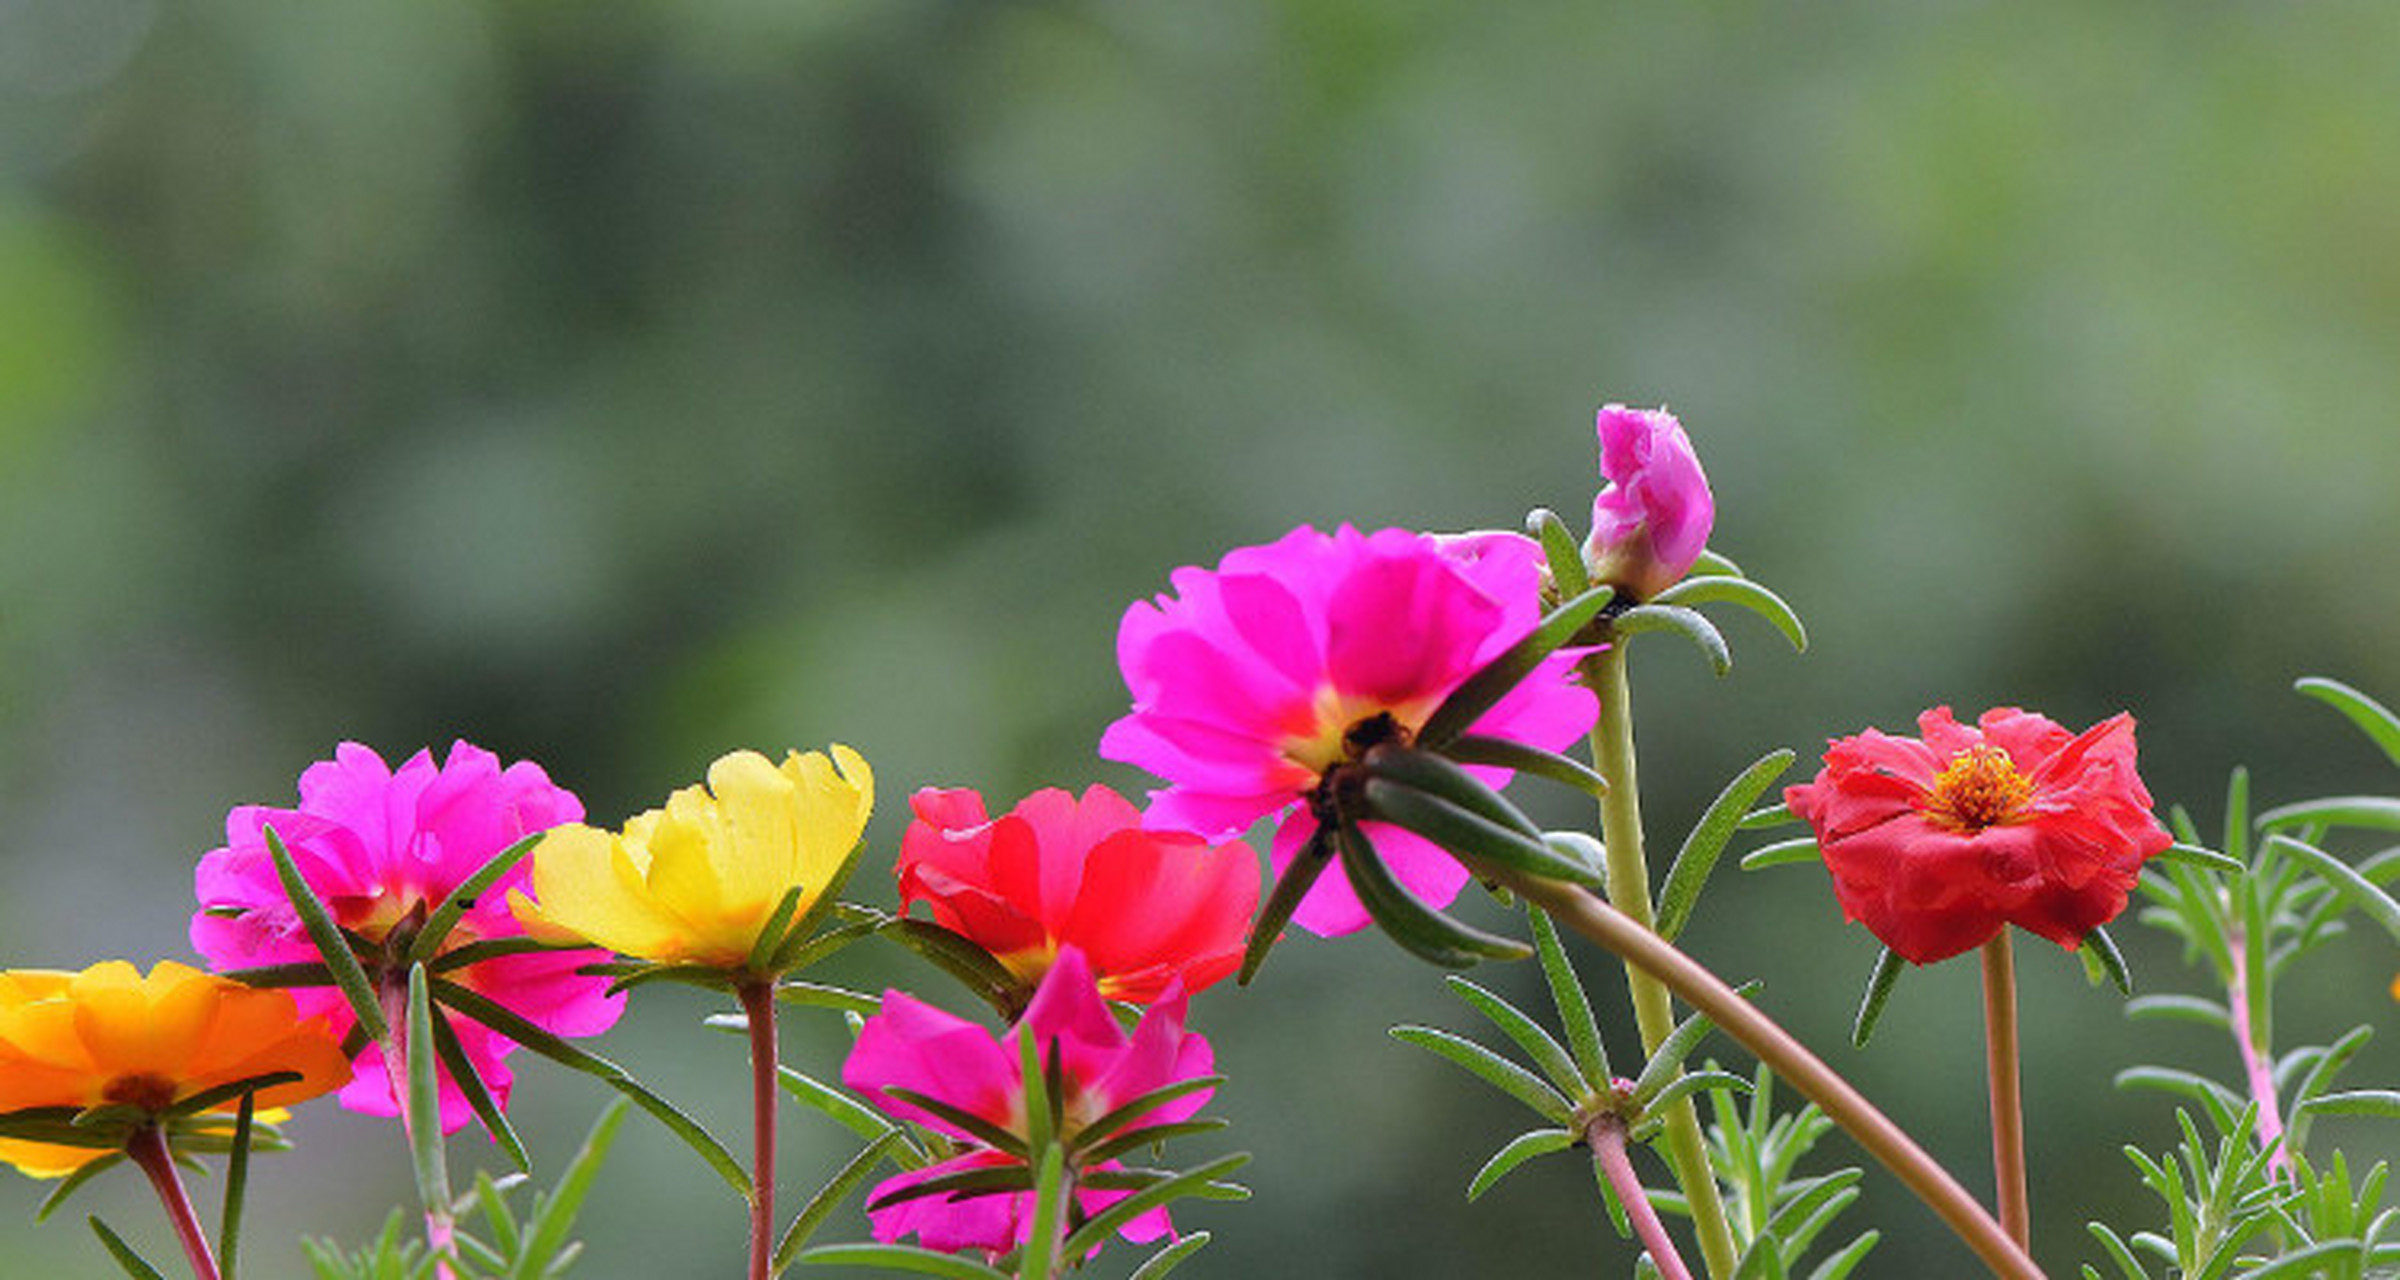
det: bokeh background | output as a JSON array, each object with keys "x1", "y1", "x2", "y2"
[{"x1": 4, "y1": 1, "x2": 2397, "y2": 1275}]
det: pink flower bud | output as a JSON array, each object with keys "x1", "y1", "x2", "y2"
[{"x1": 1584, "y1": 405, "x2": 1715, "y2": 600}]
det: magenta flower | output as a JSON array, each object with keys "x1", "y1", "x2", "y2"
[
  {"x1": 1102, "y1": 524, "x2": 1597, "y2": 937},
  {"x1": 1585, "y1": 405, "x2": 1714, "y2": 600},
  {"x1": 843, "y1": 948, "x2": 1214, "y2": 1259},
  {"x1": 191, "y1": 741, "x2": 624, "y2": 1132}
]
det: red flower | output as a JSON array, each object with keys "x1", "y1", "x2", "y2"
[
  {"x1": 1785, "y1": 706, "x2": 2172, "y2": 965},
  {"x1": 896, "y1": 785, "x2": 1260, "y2": 1003}
]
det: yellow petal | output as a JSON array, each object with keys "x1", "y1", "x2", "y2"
[
  {"x1": 642, "y1": 797, "x2": 748, "y2": 963},
  {"x1": 0, "y1": 1137, "x2": 108, "y2": 1179},
  {"x1": 784, "y1": 745, "x2": 873, "y2": 901},
  {"x1": 517, "y1": 825, "x2": 688, "y2": 959},
  {"x1": 706, "y1": 750, "x2": 806, "y2": 914},
  {"x1": 71, "y1": 962, "x2": 219, "y2": 1080}
]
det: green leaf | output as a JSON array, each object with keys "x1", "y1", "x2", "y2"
[
  {"x1": 865, "y1": 1164, "x2": 1035, "y2": 1212},
  {"x1": 218, "y1": 1094, "x2": 255, "y2": 1280},
  {"x1": 427, "y1": 1004, "x2": 530, "y2": 1175},
  {"x1": 1362, "y1": 779, "x2": 1604, "y2": 890},
  {"x1": 2295, "y1": 1090, "x2": 2400, "y2": 1120},
  {"x1": 1466, "y1": 1128, "x2": 1575, "y2": 1201},
  {"x1": 518, "y1": 1098, "x2": 630, "y2": 1278},
  {"x1": 796, "y1": 1243, "x2": 1010, "y2": 1279},
  {"x1": 160, "y1": 1071, "x2": 302, "y2": 1120},
  {"x1": 1445, "y1": 976, "x2": 1588, "y2": 1096},
  {"x1": 1649, "y1": 575, "x2": 1807, "y2": 653},
  {"x1": 776, "y1": 1069, "x2": 923, "y2": 1167},
  {"x1": 2258, "y1": 797, "x2": 2400, "y2": 833},
  {"x1": 768, "y1": 915, "x2": 884, "y2": 979},
  {"x1": 1055, "y1": 1153, "x2": 1251, "y2": 1265},
  {"x1": 408, "y1": 832, "x2": 543, "y2": 967},
  {"x1": 772, "y1": 981, "x2": 881, "y2": 1016},
  {"x1": 87, "y1": 1217, "x2": 170, "y2": 1280},
  {"x1": 403, "y1": 966, "x2": 453, "y2": 1233},
  {"x1": 1337, "y1": 818, "x2": 1532, "y2": 966},
  {"x1": 882, "y1": 1086, "x2": 1030, "y2": 1159},
  {"x1": 2080, "y1": 926, "x2": 2133, "y2": 997},
  {"x1": 1390, "y1": 1026, "x2": 1572, "y2": 1123},
  {"x1": 216, "y1": 962, "x2": 337, "y2": 989},
  {"x1": 2124, "y1": 995, "x2": 2230, "y2": 1031},
  {"x1": 1126, "y1": 1231, "x2": 1212, "y2": 1280},
  {"x1": 773, "y1": 1130, "x2": 911, "y2": 1277},
  {"x1": 2114, "y1": 1069, "x2": 2243, "y2": 1137},
  {"x1": 265, "y1": 826, "x2": 390, "y2": 1043},
  {"x1": 1527, "y1": 507, "x2": 1590, "y2": 597},
  {"x1": 1073, "y1": 1120, "x2": 1228, "y2": 1168},
  {"x1": 2154, "y1": 843, "x2": 2246, "y2": 875},
  {"x1": 1363, "y1": 748, "x2": 1547, "y2": 839},
  {"x1": 427, "y1": 977, "x2": 752, "y2": 1199},
  {"x1": 1610, "y1": 603, "x2": 1730, "y2": 676},
  {"x1": 1631, "y1": 992, "x2": 1750, "y2": 1104},
  {"x1": 2241, "y1": 1239, "x2": 2375, "y2": 1280},
  {"x1": 1064, "y1": 1076, "x2": 1225, "y2": 1158},
  {"x1": 746, "y1": 885, "x2": 809, "y2": 976},
  {"x1": 1738, "y1": 803, "x2": 1795, "y2": 830},
  {"x1": 1240, "y1": 825, "x2": 1333, "y2": 985},
  {"x1": 2267, "y1": 835, "x2": 2400, "y2": 944},
  {"x1": 1528, "y1": 909, "x2": 1609, "y2": 1086},
  {"x1": 1803, "y1": 1231, "x2": 1880, "y2": 1280},
  {"x1": 1851, "y1": 949, "x2": 1903, "y2": 1049},
  {"x1": 878, "y1": 918, "x2": 1023, "y2": 1013},
  {"x1": 35, "y1": 1152, "x2": 124, "y2": 1222},
  {"x1": 1017, "y1": 1145, "x2": 1067, "y2": 1280},
  {"x1": 1419, "y1": 583, "x2": 1616, "y2": 749},
  {"x1": 1658, "y1": 749, "x2": 1796, "y2": 941},
  {"x1": 2295, "y1": 676, "x2": 2400, "y2": 769},
  {"x1": 1440, "y1": 734, "x2": 1608, "y2": 799},
  {"x1": 1740, "y1": 837, "x2": 1820, "y2": 872},
  {"x1": 426, "y1": 936, "x2": 565, "y2": 974}
]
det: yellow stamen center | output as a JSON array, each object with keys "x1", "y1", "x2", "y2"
[{"x1": 1925, "y1": 744, "x2": 2034, "y2": 832}]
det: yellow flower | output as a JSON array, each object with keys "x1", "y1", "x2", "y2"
[
  {"x1": 513, "y1": 746, "x2": 875, "y2": 971},
  {"x1": 0, "y1": 961, "x2": 350, "y2": 1178}
]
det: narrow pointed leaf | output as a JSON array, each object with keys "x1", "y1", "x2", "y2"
[
  {"x1": 1804, "y1": 1231, "x2": 1880, "y2": 1280},
  {"x1": 216, "y1": 962, "x2": 336, "y2": 989},
  {"x1": 1440, "y1": 734, "x2": 1608, "y2": 798},
  {"x1": 1365, "y1": 747, "x2": 1546, "y2": 839},
  {"x1": 1073, "y1": 1120, "x2": 1228, "y2": 1168},
  {"x1": 1065, "y1": 1077, "x2": 1226, "y2": 1158},
  {"x1": 428, "y1": 976, "x2": 752, "y2": 1197},
  {"x1": 2155, "y1": 843, "x2": 2245, "y2": 875},
  {"x1": 1690, "y1": 548, "x2": 1743, "y2": 578},
  {"x1": 1851, "y1": 948, "x2": 1903, "y2": 1049},
  {"x1": 1741, "y1": 837, "x2": 1820, "y2": 871},
  {"x1": 2295, "y1": 1090, "x2": 2400, "y2": 1120},
  {"x1": 769, "y1": 915, "x2": 884, "y2": 977},
  {"x1": 1017, "y1": 1145, "x2": 1067, "y2": 1280},
  {"x1": 87, "y1": 1217, "x2": 170, "y2": 1280},
  {"x1": 35, "y1": 1152, "x2": 123, "y2": 1222},
  {"x1": 2080, "y1": 926, "x2": 2133, "y2": 996},
  {"x1": 1056, "y1": 1153, "x2": 1251, "y2": 1264},
  {"x1": 1363, "y1": 780, "x2": 1604, "y2": 890},
  {"x1": 1527, "y1": 507, "x2": 1589, "y2": 597},
  {"x1": 520, "y1": 1098, "x2": 630, "y2": 1274},
  {"x1": 1649, "y1": 575, "x2": 1807, "y2": 653},
  {"x1": 1467, "y1": 1128, "x2": 1576, "y2": 1201},
  {"x1": 606, "y1": 962, "x2": 737, "y2": 998},
  {"x1": 865, "y1": 1164, "x2": 1036, "y2": 1211},
  {"x1": 216, "y1": 1094, "x2": 255, "y2": 1280},
  {"x1": 1739, "y1": 802, "x2": 1795, "y2": 830},
  {"x1": 1658, "y1": 749, "x2": 1796, "y2": 941},
  {"x1": 1337, "y1": 818, "x2": 1531, "y2": 966},
  {"x1": 161, "y1": 1071, "x2": 301, "y2": 1120},
  {"x1": 881, "y1": 1087, "x2": 1029, "y2": 1157},
  {"x1": 1419, "y1": 583, "x2": 1615, "y2": 748},
  {"x1": 1240, "y1": 825, "x2": 1333, "y2": 984},
  {"x1": 1640, "y1": 1070, "x2": 1753, "y2": 1118},
  {"x1": 2268, "y1": 835, "x2": 2400, "y2": 943},
  {"x1": 2296, "y1": 676, "x2": 2400, "y2": 769},
  {"x1": 746, "y1": 885, "x2": 808, "y2": 975},
  {"x1": 773, "y1": 1130, "x2": 910, "y2": 1276},
  {"x1": 878, "y1": 919, "x2": 1022, "y2": 1011},
  {"x1": 427, "y1": 1003, "x2": 530, "y2": 1174},
  {"x1": 796, "y1": 1243, "x2": 1010, "y2": 1278},
  {"x1": 783, "y1": 835, "x2": 871, "y2": 953},
  {"x1": 404, "y1": 966, "x2": 453, "y2": 1226},
  {"x1": 2259, "y1": 798, "x2": 2400, "y2": 833},
  {"x1": 1632, "y1": 990, "x2": 1751, "y2": 1103},
  {"x1": 1610, "y1": 603, "x2": 1730, "y2": 676},
  {"x1": 1528, "y1": 909, "x2": 1610, "y2": 1085},
  {"x1": 1390, "y1": 1026, "x2": 1572, "y2": 1123},
  {"x1": 773, "y1": 981, "x2": 881, "y2": 1016},
  {"x1": 427, "y1": 936, "x2": 563, "y2": 973},
  {"x1": 265, "y1": 826, "x2": 389, "y2": 1043},
  {"x1": 2114, "y1": 1068, "x2": 2243, "y2": 1136},
  {"x1": 1446, "y1": 976, "x2": 1588, "y2": 1095},
  {"x1": 2125, "y1": 995, "x2": 2230, "y2": 1030},
  {"x1": 777, "y1": 1068, "x2": 923, "y2": 1166},
  {"x1": 409, "y1": 832, "x2": 543, "y2": 966},
  {"x1": 1126, "y1": 1231, "x2": 1212, "y2": 1280}
]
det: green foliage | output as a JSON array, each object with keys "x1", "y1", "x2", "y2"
[{"x1": 1685, "y1": 1066, "x2": 1877, "y2": 1280}]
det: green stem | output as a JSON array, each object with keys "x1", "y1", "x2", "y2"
[
  {"x1": 1982, "y1": 933, "x2": 2029, "y2": 1248},
  {"x1": 378, "y1": 982, "x2": 456, "y2": 1278},
  {"x1": 126, "y1": 1124, "x2": 221, "y2": 1280},
  {"x1": 1489, "y1": 868, "x2": 2043, "y2": 1279},
  {"x1": 1582, "y1": 644, "x2": 1739, "y2": 1279},
  {"x1": 739, "y1": 980, "x2": 779, "y2": 1280}
]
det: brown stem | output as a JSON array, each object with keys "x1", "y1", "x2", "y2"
[
  {"x1": 1981, "y1": 932, "x2": 2029, "y2": 1248},
  {"x1": 1488, "y1": 868, "x2": 2045, "y2": 1279},
  {"x1": 1589, "y1": 1115, "x2": 1696, "y2": 1280},
  {"x1": 739, "y1": 980, "x2": 780, "y2": 1280},
  {"x1": 127, "y1": 1125, "x2": 221, "y2": 1280}
]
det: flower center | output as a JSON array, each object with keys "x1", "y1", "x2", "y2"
[
  {"x1": 1925, "y1": 744, "x2": 2034, "y2": 832},
  {"x1": 103, "y1": 1073, "x2": 179, "y2": 1113},
  {"x1": 1283, "y1": 688, "x2": 1421, "y2": 776}
]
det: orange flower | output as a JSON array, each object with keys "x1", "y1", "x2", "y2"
[{"x1": 0, "y1": 961, "x2": 350, "y2": 1177}]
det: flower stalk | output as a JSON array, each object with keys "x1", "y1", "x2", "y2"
[
  {"x1": 1485, "y1": 864, "x2": 2043, "y2": 1279},
  {"x1": 126, "y1": 1125, "x2": 221, "y2": 1280},
  {"x1": 377, "y1": 982, "x2": 457, "y2": 1273},
  {"x1": 739, "y1": 979, "x2": 780, "y2": 1280},
  {"x1": 1981, "y1": 932, "x2": 2029, "y2": 1247},
  {"x1": 1587, "y1": 1114, "x2": 1695, "y2": 1280},
  {"x1": 1583, "y1": 643, "x2": 1739, "y2": 1279},
  {"x1": 2223, "y1": 925, "x2": 2291, "y2": 1175}
]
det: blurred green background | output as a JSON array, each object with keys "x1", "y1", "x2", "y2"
[{"x1": 4, "y1": 1, "x2": 2397, "y2": 1275}]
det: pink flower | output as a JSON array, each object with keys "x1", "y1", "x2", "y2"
[
  {"x1": 843, "y1": 949, "x2": 1214, "y2": 1259},
  {"x1": 897, "y1": 785, "x2": 1260, "y2": 1004},
  {"x1": 1786, "y1": 707, "x2": 2174, "y2": 965},
  {"x1": 191, "y1": 742, "x2": 624, "y2": 1131},
  {"x1": 1585, "y1": 405, "x2": 1714, "y2": 600},
  {"x1": 1102, "y1": 525, "x2": 1596, "y2": 937}
]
